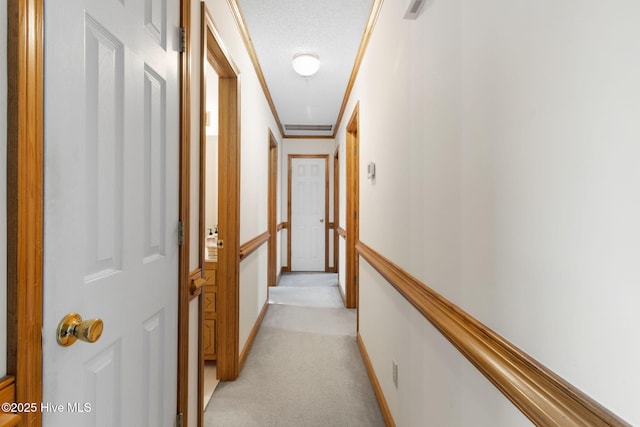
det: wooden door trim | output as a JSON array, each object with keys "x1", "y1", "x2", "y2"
[
  {"x1": 201, "y1": 4, "x2": 241, "y2": 385},
  {"x1": 267, "y1": 130, "x2": 278, "y2": 286},
  {"x1": 177, "y1": 0, "x2": 191, "y2": 424},
  {"x1": 6, "y1": 0, "x2": 44, "y2": 425},
  {"x1": 286, "y1": 154, "x2": 330, "y2": 272},
  {"x1": 345, "y1": 103, "x2": 360, "y2": 310},
  {"x1": 333, "y1": 147, "x2": 340, "y2": 274}
]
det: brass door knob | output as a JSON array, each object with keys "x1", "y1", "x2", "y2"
[
  {"x1": 57, "y1": 313, "x2": 104, "y2": 347},
  {"x1": 320, "y1": 218, "x2": 324, "y2": 223}
]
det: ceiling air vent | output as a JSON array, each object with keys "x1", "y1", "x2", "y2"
[
  {"x1": 284, "y1": 124, "x2": 333, "y2": 132},
  {"x1": 404, "y1": 0, "x2": 426, "y2": 20}
]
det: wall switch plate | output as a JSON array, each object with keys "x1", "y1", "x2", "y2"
[
  {"x1": 392, "y1": 360, "x2": 398, "y2": 388},
  {"x1": 367, "y1": 161, "x2": 376, "y2": 179}
]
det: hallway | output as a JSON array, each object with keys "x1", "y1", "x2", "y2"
[{"x1": 204, "y1": 273, "x2": 385, "y2": 426}]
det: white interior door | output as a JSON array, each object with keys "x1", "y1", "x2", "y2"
[
  {"x1": 43, "y1": 1, "x2": 179, "y2": 426},
  {"x1": 291, "y1": 158, "x2": 326, "y2": 271}
]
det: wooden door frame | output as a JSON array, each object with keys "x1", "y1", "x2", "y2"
[
  {"x1": 6, "y1": 1, "x2": 44, "y2": 425},
  {"x1": 287, "y1": 154, "x2": 330, "y2": 272},
  {"x1": 333, "y1": 148, "x2": 340, "y2": 274},
  {"x1": 177, "y1": 0, "x2": 191, "y2": 424},
  {"x1": 345, "y1": 103, "x2": 360, "y2": 309},
  {"x1": 180, "y1": 2, "x2": 244, "y2": 425},
  {"x1": 198, "y1": 3, "x2": 241, "y2": 384},
  {"x1": 267, "y1": 130, "x2": 278, "y2": 286}
]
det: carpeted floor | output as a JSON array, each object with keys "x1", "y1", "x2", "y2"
[{"x1": 204, "y1": 272, "x2": 385, "y2": 427}]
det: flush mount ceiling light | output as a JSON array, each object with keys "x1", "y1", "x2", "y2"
[{"x1": 292, "y1": 53, "x2": 320, "y2": 77}]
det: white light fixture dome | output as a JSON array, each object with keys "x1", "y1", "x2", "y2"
[{"x1": 292, "y1": 53, "x2": 320, "y2": 77}]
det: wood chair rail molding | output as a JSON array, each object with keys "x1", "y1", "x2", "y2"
[
  {"x1": 277, "y1": 222, "x2": 288, "y2": 231},
  {"x1": 356, "y1": 241, "x2": 630, "y2": 427},
  {"x1": 239, "y1": 231, "x2": 270, "y2": 261},
  {"x1": 337, "y1": 226, "x2": 346, "y2": 239}
]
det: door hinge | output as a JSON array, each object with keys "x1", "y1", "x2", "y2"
[
  {"x1": 178, "y1": 221, "x2": 184, "y2": 245},
  {"x1": 176, "y1": 413, "x2": 183, "y2": 427},
  {"x1": 179, "y1": 27, "x2": 186, "y2": 53}
]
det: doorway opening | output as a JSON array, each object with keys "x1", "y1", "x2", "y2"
[
  {"x1": 345, "y1": 103, "x2": 360, "y2": 310},
  {"x1": 201, "y1": 57, "x2": 221, "y2": 410},
  {"x1": 192, "y1": 4, "x2": 242, "y2": 424},
  {"x1": 199, "y1": 1, "x2": 240, "y2": 382},
  {"x1": 333, "y1": 148, "x2": 340, "y2": 275},
  {"x1": 268, "y1": 131, "x2": 278, "y2": 286}
]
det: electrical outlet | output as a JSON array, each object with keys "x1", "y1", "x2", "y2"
[{"x1": 392, "y1": 360, "x2": 398, "y2": 389}]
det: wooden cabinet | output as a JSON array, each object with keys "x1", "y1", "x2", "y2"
[{"x1": 203, "y1": 260, "x2": 218, "y2": 361}]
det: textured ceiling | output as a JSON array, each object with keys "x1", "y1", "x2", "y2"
[{"x1": 237, "y1": 0, "x2": 373, "y2": 137}]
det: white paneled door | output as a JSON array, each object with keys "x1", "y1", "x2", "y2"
[
  {"x1": 43, "y1": 0, "x2": 179, "y2": 426},
  {"x1": 291, "y1": 158, "x2": 326, "y2": 271}
]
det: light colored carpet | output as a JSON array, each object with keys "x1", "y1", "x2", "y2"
[
  {"x1": 205, "y1": 273, "x2": 385, "y2": 427},
  {"x1": 269, "y1": 273, "x2": 344, "y2": 308}
]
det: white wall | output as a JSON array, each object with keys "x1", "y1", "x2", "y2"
[
  {"x1": 338, "y1": 0, "x2": 640, "y2": 425},
  {"x1": 0, "y1": 0, "x2": 7, "y2": 377},
  {"x1": 280, "y1": 139, "x2": 336, "y2": 270}
]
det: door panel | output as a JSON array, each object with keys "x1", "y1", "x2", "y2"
[
  {"x1": 291, "y1": 158, "x2": 326, "y2": 271},
  {"x1": 43, "y1": 0, "x2": 179, "y2": 425}
]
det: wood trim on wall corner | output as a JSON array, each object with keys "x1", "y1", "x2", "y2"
[
  {"x1": 277, "y1": 221, "x2": 288, "y2": 231},
  {"x1": 336, "y1": 226, "x2": 346, "y2": 239},
  {"x1": 357, "y1": 334, "x2": 396, "y2": 427},
  {"x1": 239, "y1": 231, "x2": 270, "y2": 261},
  {"x1": 239, "y1": 302, "x2": 269, "y2": 371},
  {"x1": 356, "y1": 241, "x2": 631, "y2": 427}
]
